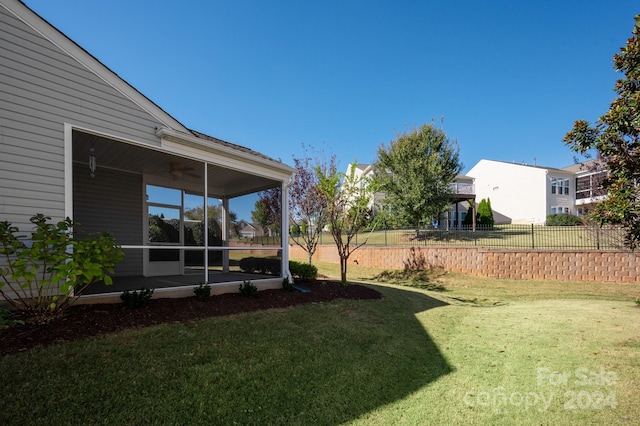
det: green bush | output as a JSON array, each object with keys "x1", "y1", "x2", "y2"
[
  {"x1": 477, "y1": 198, "x2": 494, "y2": 227},
  {"x1": 0, "y1": 307, "x2": 24, "y2": 328},
  {"x1": 193, "y1": 283, "x2": 211, "y2": 301},
  {"x1": 282, "y1": 278, "x2": 295, "y2": 292},
  {"x1": 546, "y1": 214, "x2": 583, "y2": 226},
  {"x1": 120, "y1": 288, "x2": 154, "y2": 308},
  {"x1": 0, "y1": 214, "x2": 124, "y2": 323},
  {"x1": 462, "y1": 202, "x2": 475, "y2": 226},
  {"x1": 289, "y1": 260, "x2": 318, "y2": 281},
  {"x1": 238, "y1": 257, "x2": 281, "y2": 274},
  {"x1": 239, "y1": 280, "x2": 258, "y2": 298}
]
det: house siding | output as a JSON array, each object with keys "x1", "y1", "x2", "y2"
[
  {"x1": 468, "y1": 160, "x2": 549, "y2": 224},
  {"x1": 73, "y1": 163, "x2": 143, "y2": 276},
  {"x1": 0, "y1": 4, "x2": 165, "y2": 229},
  {"x1": 546, "y1": 171, "x2": 576, "y2": 216}
]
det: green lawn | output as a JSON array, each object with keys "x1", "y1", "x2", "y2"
[{"x1": 0, "y1": 262, "x2": 638, "y2": 425}]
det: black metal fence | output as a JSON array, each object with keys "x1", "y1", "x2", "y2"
[{"x1": 299, "y1": 224, "x2": 627, "y2": 251}]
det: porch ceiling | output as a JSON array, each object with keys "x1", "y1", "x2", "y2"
[{"x1": 72, "y1": 130, "x2": 281, "y2": 198}]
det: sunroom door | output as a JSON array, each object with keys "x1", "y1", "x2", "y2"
[{"x1": 144, "y1": 185, "x2": 183, "y2": 276}]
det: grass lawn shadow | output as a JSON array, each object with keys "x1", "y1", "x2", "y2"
[
  {"x1": 268, "y1": 282, "x2": 454, "y2": 424},
  {"x1": 0, "y1": 284, "x2": 453, "y2": 425}
]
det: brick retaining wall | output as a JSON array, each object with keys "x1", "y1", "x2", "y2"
[{"x1": 290, "y1": 245, "x2": 640, "y2": 283}]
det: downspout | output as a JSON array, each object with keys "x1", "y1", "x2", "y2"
[{"x1": 221, "y1": 197, "x2": 230, "y2": 273}]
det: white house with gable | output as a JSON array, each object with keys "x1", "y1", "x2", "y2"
[{"x1": 467, "y1": 159, "x2": 603, "y2": 225}]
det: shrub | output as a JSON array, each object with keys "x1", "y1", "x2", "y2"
[
  {"x1": 282, "y1": 278, "x2": 295, "y2": 292},
  {"x1": 120, "y1": 288, "x2": 154, "y2": 308},
  {"x1": 546, "y1": 213, "x2": 583, "y2": 226},
  {"x1": 476, "y1": 198, "x2": 494, "y2": 227},
  {"x1": 193, "y1": 283, "x2": 211, "y2": 301},
  {"x1": 289, "y1": 260, "x2": 318, "y2": 281},
  {"x1": 238, "y1": 257, "x2": 281, "y2": 274},
  {"x1": 0, "y1": 214, "x2": 124, "y2": 323},
  {"x1": 0, "y1": 307, "x2": 24, "y2": 328},
  {"x1": 462, "y1": 206, "x2": 474, "y2": 226},
  {"x1": 239, "y1": 280, "x2": 258, "y2": 298}
]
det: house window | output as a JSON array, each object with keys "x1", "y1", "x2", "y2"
[
  {"x1": 551, "y1": 206, "x2": 570, "y2": 215},
  {"x1": 551, "y1": 177, "x2": 570, "y2": 195},
  {"x1": 576, "y1": 171, "x2": 607, "y2": 200}
]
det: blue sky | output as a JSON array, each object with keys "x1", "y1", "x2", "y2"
[{"x1": 22, "y1": 1, "x2": 639, "y2": 219}]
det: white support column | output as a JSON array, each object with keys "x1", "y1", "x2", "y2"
[
  {"x1": 222, "y1": 197, "x2": 230, "y2": 273},
  {"x1": 281, "y1": 179, "x2": 292, "y2": 283},
  {"x1": 63, "y1": 123, "x2": 74, "y2": 221},
  {"x1": 203, "y1": 163, "x2": 209, "y2": 283}
]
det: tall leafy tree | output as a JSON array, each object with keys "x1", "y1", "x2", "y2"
[
  {"x1": 563, "y1": 14, "x2": 640, "y2": 250},
  {"x1": 373, "y1": 123, "x2": 462, "y2": 237},
  {"x1": 289, "y1": 147, "x2": 337, "y2": 264},
  {"x1": 318, "y1": 163, "x2": 374, "y2": 284}
]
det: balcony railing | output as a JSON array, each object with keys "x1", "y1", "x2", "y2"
[
  {"x1": 576, "y1": 188, "x2": 607, "y2": 200},
  {"x1": 449, "y1": 182, "x2": 475, "y2": 195}
]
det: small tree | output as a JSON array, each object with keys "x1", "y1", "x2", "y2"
[
  {"x1": 318, "y1": 162, "x2": 374, "y2": 284},
  {"x1": 0, "y1": 214, "x2": 124, "y2": 323},
  {"x1": 289, "y1": 147, "x2": 337, "y2": 264},
  {"x1": 477, "y1": 198, "x2": 494, "y2": 227}
]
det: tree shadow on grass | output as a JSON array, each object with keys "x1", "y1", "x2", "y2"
[
  {"x1": 208, "y1": 283, "x2": 455, "y2": 424},
  {"x1": 0, "y1": 285, "x2": 453, "y2": 425}
]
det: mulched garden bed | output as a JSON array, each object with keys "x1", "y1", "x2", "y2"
[{"x1": 0, "y1": 281, "x2": 381, "y2": 356}]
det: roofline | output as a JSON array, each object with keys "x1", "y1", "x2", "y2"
[
  {"x1": 156, "y1": 127, "x2": 295, "y2": 177},
  {"x1": 7, "y1": 0, "x2": 296, "y2": 180},
  {"x1": 5, "y1": 0, "x2": 189, "y2": 131},
  {"x1": 472, "y1": 159, "x2": 572, "y2": 173}
]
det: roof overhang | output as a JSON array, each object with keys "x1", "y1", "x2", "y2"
[{"x1": 155, "y1": 127, "x2": 294, "y2": 182}]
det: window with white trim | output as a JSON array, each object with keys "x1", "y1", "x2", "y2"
[
  {"x1": 551, "y1": 177, "x2": 570, "y2": 195},
  {"x1": 550, "y1": 206, "x2": 570, "y2": 215}
]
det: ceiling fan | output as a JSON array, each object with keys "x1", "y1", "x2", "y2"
[{"x1": 169, "y1": 162, "x2": 200, "y2": 180}]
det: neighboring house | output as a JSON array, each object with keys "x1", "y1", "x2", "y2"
[
  {"x1": 346, "y1": 164, "x2": 476, "y2": 229},
  {"x1": 345, "y1": 164, "x2": 386, "y2": 212},
  {"x1": 443, "y1": 174, "x2": 476, "y2": 229},
  {"x1": 238, "y1": 221, "x2": 265, "y2": 238},
  {"x1": 0, "y1": 0, "x2": 295, "y2": 298},
  {"x1": 561, "y1": 159, "x2": 608, "y2": 217},
  {"x1": 467, "y1": 159, "x2": 607, "y2": 225}
]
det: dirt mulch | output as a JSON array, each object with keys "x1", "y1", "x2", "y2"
[{"x1": 0, "y1": 281, "x2": 381, "y2": 356}]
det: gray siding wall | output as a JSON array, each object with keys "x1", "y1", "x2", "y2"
[
  {"x1": 73, "y1": 163, "x2": 143, "y2": 276},
  {"x1": 0, "y1": 5, "x2": 165, "y2": 230}
]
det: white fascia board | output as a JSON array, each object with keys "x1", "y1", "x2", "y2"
[
  {"x1": 3, "y1": 0, "x2": 188, "y2": 132},
  {"x1": 156, "y1": 127, "x2": 295, "y2": 181}
]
